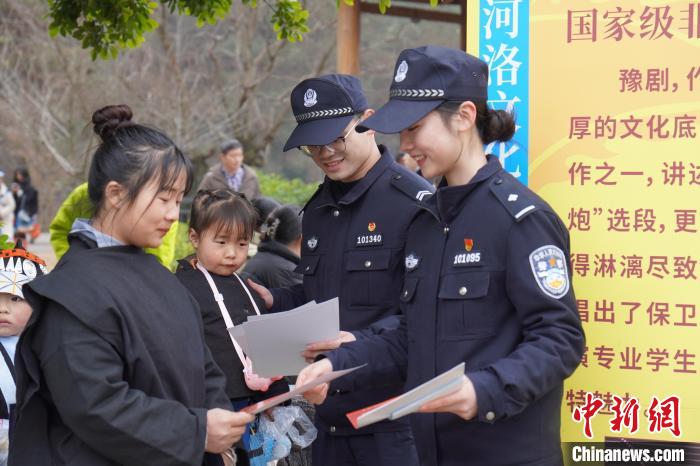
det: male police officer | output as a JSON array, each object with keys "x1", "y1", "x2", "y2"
[{"x1": 249, "y1": 74, "x2": 432, "y2": 466}]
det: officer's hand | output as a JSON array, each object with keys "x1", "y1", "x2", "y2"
[
  {"x1": 418, "y1": 375, "x2": 478, "y2": 421},
  {"x1": 296, "y1": 358, "x2": 333, "y2": 405},
  {"x1": 205, "y1": 408, "x2": 254, "y2": 453},
  {"x1": 246, "y1": 279, "x2": 273, "y2": 309},
  {"x1": 302, "y1": 331, "x2": 356, "y2": 363}
]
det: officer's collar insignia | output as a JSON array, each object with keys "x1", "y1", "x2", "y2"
[
  {"x1": 464, "y1": 238, "x2": 474, "y2": 252},
  {"x1": 416, "y1": 190, "x2": 431, "y2": 202},
  {"x1": 303, "y1": 88, "x2": 318, "y2": 108},
  {"x1": 405, "y1": 253, "x2": 420, "y2": 271},
  {"x1": 368, "y1": 222, "x2": 376, "y2": 232},
  {"x1": 307, "y1": 236, "x2": 319, "y2": 250},
  {"x1": 508, "y1": 194, "x2": 519, "y2": 202},
  {"x1": 529, "y1": 245, "x2": 570, "y2": 300},
  {"x1": 394, "y1": 60, "x2": 408, "y2": 83}
]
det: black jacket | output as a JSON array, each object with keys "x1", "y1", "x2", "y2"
[
  {"x1": 176, "y1": 260, "x2": 288, "y2": 401},
  {"x1": 0, "y1": 343, "x2": 14, "y2": 420},
  {"x1": 15, "y1": 182, "x2": 38, "y2": 217},
  {"x1": 242, "y1": 240, "x2": 302, "y2": 289},
  {"x1": 10, "y1": 236, "x2": 230, "y2": 466}
]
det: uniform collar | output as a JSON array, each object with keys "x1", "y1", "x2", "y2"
[
  {"x1": 312, "y1": 145, "x2": 393, "y2": 208},
  {"x1": 429, "y1": 154, "x2": 503, "y2": 223}
]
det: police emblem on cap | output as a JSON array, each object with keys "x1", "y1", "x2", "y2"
[
  {"x1": 303, "y1": 89, "x2": 318, "y2": 108},
  {"x1": 529, "y1": 245, "x2": 570, "y2": 299},
  {"x1": 394, "y1": 60, "x2": 408, "y2": 83},
  {"x1": 405, "y1": 253, "x2": 420, "y2": 271},
  {"x1": 307, "y1": 236, "x2": 319, "y2": 250}
]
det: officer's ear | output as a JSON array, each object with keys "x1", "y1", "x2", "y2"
[
  {"x1": 359, "y1": 109, "x2": 375, "y2": 136},
  {"x1": 452, "y1": 101, "x2": 477, "y2": 132}
]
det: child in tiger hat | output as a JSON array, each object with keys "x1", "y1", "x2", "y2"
[{"x1": 0, "y1": 243, "x2": 48, "y2": 464}]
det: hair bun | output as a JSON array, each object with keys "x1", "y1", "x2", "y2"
[{"x1": 92, "y1": 104, "x2": 134, "y2": 140}]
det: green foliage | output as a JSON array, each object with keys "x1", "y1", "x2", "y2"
[
  {"x1": 48, "y1": 0, "x2": 159, "y2": 60},
  {"x1": 340, "y1": 0, "x2": 395, "y2": 15},
  {"x1": 258, "y1": 171, "x2": 319, "y2": 206},
  {"x1": 271, "y1": 0, "x2": 309, "y2": 42},
  {"x1": 172, "y1": 220, "x2": 194, "y2": 265},
  {"x1": 162, "y1": 0, "x2": 233, "y2": 27},
  {"x1": 47, "y1": 0, "x2": 311, "y2": 59},
  {"x1": 0, "y1": 233, "x2": 13, "y2": 250},
  {"x1": 0, "y1": 223, "x2": 13, "y2": 249}
]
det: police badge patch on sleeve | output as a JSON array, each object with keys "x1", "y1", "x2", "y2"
[{"x1": 529, "y1": 245, "x2": 570, "y2": 299}]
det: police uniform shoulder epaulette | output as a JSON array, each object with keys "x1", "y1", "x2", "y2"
[
  {"x1": 388, "y1": 167, "x2": 434, "y2": 203},
  {"x1": 489, "y1": 174, "x2": 545, "y2": 222},
  {"x1": 300, "y1": 183, "x2": 325, "y2": 212}
]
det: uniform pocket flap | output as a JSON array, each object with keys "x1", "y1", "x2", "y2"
[
  {"x1": 400, "y1": 277, "x2": 419, "y2": 302},
  {"x1": 438, "y1": 272, "x2": 489, "y2": 300},
  {"x1": 294, "y1": 255, "x2": 320, "y2": 275},
  {"x1": 345, "y1": 249, "x2": 391, "y2": 271}
]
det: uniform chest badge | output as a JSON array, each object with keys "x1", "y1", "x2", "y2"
[
  {"x1": 405, "y1": 253, "x2": 420, "y2": 271},
  {"x1": 356, "y1": 222, "x2": 382, "y2": 247},
  {"x1": 306, "y1": 236, "x2": 319, "y2": 251},
  {"x1": 453, "y1": 238, "x2": 481, "y2": 267},
  {"x1": 529, "y1": 245, "x2": 570, "y2": 299}
]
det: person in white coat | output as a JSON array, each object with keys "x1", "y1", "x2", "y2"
[{"x1": 0, "y1": 171, "x2": 15, "y2": 239}]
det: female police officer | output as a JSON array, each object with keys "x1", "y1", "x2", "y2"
[{"x1": 297, "y1": 46, "x2": 585, "y2": 466}]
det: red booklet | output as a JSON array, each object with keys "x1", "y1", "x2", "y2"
[
  {"x1": 344, "y1": 363, "x2": 465, "y2": 429},
  {"x1": 346, "y1": 397, "x2": 399, "y2": 429}
]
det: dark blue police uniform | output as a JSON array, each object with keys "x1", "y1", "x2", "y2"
[
  {"x1": 323, "y1": 46, "x2": 585, "y2": 466},
  {"x1": 273, "y1": 74, "x2": 434, "y2": 466},
  {"x1": 330, "y1": 156, "x2": 584, "y2": 466}
]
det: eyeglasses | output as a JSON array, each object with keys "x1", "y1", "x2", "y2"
[{"x1": 299, "y1": 118, "x2": 361, "y2": 157}]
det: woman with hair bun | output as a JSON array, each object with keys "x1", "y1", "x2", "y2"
[
  {"x1": 298, "y1": 46, "x2": 584, "y2": 466},
  {"x1": 243, "y1": 205, "x2": 302, "y2": 289},
  {"x1": 10, "y1": 105, "x2": 252, "y2": 466}
]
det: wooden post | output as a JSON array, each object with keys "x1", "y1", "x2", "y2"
[
  {"x1": 460, "y1": 0, "x2": 467, "y2": 51},
  {"x1": 337, "y1": 1, "x2": 361, "y2": 74}
]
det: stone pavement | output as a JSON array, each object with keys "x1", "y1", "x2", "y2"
[{"x1": 25, "y1": 232, "x2": 58, "y2": 270}]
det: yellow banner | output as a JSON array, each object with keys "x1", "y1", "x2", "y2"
[{"x1": 530, "y1": 0, "x2": 699, "y2": 447}]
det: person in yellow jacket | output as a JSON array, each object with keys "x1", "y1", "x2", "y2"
[{"x1": 50, "y1": 183, "x2": 179, "y2": 269}]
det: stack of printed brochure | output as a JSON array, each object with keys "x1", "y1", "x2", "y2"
[{"x1": 228, "y1": 298, "x2": 339, "y2": 377}]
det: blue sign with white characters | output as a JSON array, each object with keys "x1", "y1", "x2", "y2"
[{"x1": 479, "y1": 0, "x2": 529, "y2": 185}]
